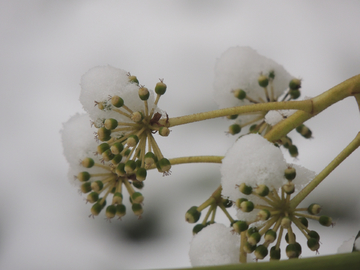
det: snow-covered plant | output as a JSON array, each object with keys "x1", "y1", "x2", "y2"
[{"x1": 62, "y1": 47, "x2": 360, "y2": 269}]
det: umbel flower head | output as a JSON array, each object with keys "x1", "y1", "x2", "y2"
[
  {"x1": 220, "y1": 134, "x2": 332, "y2": 261},
  {"x1": 62, "y1": 65, "x2": 171, "y2": 219},
  {"x1": 213, "y1": 46, "x2": 311, "y2": 157}
]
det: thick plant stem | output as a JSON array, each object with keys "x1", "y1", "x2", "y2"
[
  {"x1": 168, "y1": 156, "x2": 223, "y2": 165},
  {"x1": 290, "y1": 132, "x2": 360, "y2": 209},
  {"x1": 174, "y1": 252, "x2": 360, "y2": 270}
]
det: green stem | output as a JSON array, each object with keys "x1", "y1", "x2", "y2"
[
  {"x1": 169, "y1": 156, "x2": 223, "y2": 165},
  {"x1": 290, "y1": 132, "x2": 360, "y2": 209},
  {"x1": 172, "y1": 252, "x2": 360, "y2": 270}
]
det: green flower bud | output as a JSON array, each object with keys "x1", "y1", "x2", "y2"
[
  {"x1": 77, "y1": 171, "x2": 90, "y2": 182},
  {"x1": 307, "y1": 238, "x2": 320, "y2": 251},
  {"x1": 233, "y1": 89, "x2": 246, "y2": 100},
  {"x1": 228, "y1": 124, "x2": 241, "y2": 135},
  {"x1": 222, "y1": 198, "x2": 233, "y2": 208},
  {"x1": 111, "y1": 154, "x2": 123, "y2": 165},
  {"x1": 91, "y1": 180, "x2": 104, "y2": 192},
  {"x1": 299, "y1": 217, "x2": 308, "y2": 228},
  {"x1": 308, "y1": 230, "x2": 320, "y2": 241},
  {"x1": 125, "y1": 160, "x2": 137, "y2": 174},
  {"x1": 288, "y1": 145, "x2": 299, "y2": 158},
  {"x1": 285, "y1": 232, "x2": 296, "y2": 243},
  {"x1": 192, "y1": 224, "x2": 205, "y2": 235},
  {"x1": 319, "y1": 215, "x2": 332, "y2": 227},
  {"x1": 269, "y1": 70, "x2": 275, "y2": 79},
  {"x1": 238, "y1": 183, "x2": 253, "y2": 195},
  {"x1": 308, "y1": 203, "x2": 322, "y2": 215},
  {"x1": 264, "y1": 229, "x2": 277, "y2": 243},
  {"x1": 111, "y1": 95, "x2": 124, "y2": 107},
  {"x1": 283, "y1": 181, "x2": 295, "y2": 194},
  {"x1": 284, "y1": 167, "x2": 296, "y2": 181},
  {"x1": 254, "y1": 184, "x2": 269, "y2": 197},
  {"x1": 296, "y1": 124, "x2": 312, "y2": 139},
  {"x1": 159, "y1": 127, "x2": 170, "y2": 137},
  {"x1": 254, "y1": 245, "x2": 268, "y2": 260},
  {"x1": 138, "y1": 86, "x2": 149, "y2": 100},
  {"x1": 240, "y1": 200, "x2": 254, "y2": 212},
  {"x1": 281, "y1": 216, "x2": 292, "y2": 228},
  {"x1": 115, "y1": 163, "x2": 126, "y2": 176},
  {"x1": 258, "y1": 209, "x2": 271, "y2": 220},
  {"x1": 281, "y1": 136, "x2": 292, "y2": 149},
  {"x1": 243, "y1": 242, "x2": 256, "y2": 253},
  {"x1": 131, "y1": 192, "x2": 144, "y2": 204},
  {"x1": 270, "y1": 246, "x2": 281, "y2": 260},
  {"x1": 248, "y1": 232, "x2": 261, "y2": 246},
  {"x1": 135, "y1": 159, "x2": 142, "y2": 168},
  {"x1": 144, "y1": 152, "x2": 157, "y2": 168},
  {"x1": 81, "y1": 158, "x2": 95, "y2": 168},
  {"x1": 227, "y1": 114, "x2": 238, "y2": 120},
  {"x1": 157, "y1": 158, "x2": 171, "y2": 173},
  {"x1": 286, "y1": 243, "x2": 301, "y2": 259},
  {"x1": 185, "y1": 206, "x2": 201, "y2": 223},
  {"x1": 155, "y1": 80, "x2": 167, "y2": 95},
  {"x1": 127, "y1": 135, "x2": 139, "y2": 147},
  {"x1": 235, "y1": 198, "x2": 248, "y2": 209},
  {"x1": 290, "y1": 89, "x2": 301, "y2": 99},
  {"x1": 233, "y1": 220, "x2": 248, "y2": 233},
  {"x1": 249, "y1": 124, "x2": 258, "y2": 133},
  {"x1": 110, "y1": 142, "x2": 124, "y2": 155},
  {"x1": 116, "y1": 204, "x2": 126, "y2": 218},
  {"x1": 80, "y1": 182, "x2": 92, "y2": 193},
  {"x1": 246, "y1": 227, "x2": 259, "y2": 238},
  {"x1": 258, "y1": 75, "x2": 269, "y2": 87},
  {"x1": 132, "y1": 180, "x2": 144, "y2": 189},
  {"x1": 102, "y1": 149, "x2": 114, "y2": 161},
  {"x1": 104, "y1": 118, "x2": 118, "y2": 130},
  {"x1": 135, "y1": 167, "x2": 147, "y2": 181},
  {"x1": 97, "y1": 143, "x2": 110, "y2": 154},
  {"x1": 86, "y1": 192, "x2": 99, "y2": 203},
  {"x1": 128, "y1": 75, "x2": 139, "y2": 84},
  {"x1": 91, "y1": 199, "x2": 106, "y2": 216},
  {"x1": 131, "y1": 111, "x2": 144, "y2": 123},
  {"x1": 132, "y1": 203, "x2": 143, "y2": 216},
  {"x1": 105, "y1": 205, "x2": 116, "y2": 219},
  {"x1": 112, "y1": 192, "x2": 123, "y2": 204},
  {"x1": 289, "y1": 78, "x2": 301, "y2": 90},
  {"x1": 98, "y1": 127, "x2": 111, "y2": 141},
  {"x1": 123, "y1": 149, "x2": 131, "y2": 157}
]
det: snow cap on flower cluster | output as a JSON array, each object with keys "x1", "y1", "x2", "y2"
[
  {"x1": 213, "y1": 46, "x2": 293, "y2": 109},
  {"x1": 264, "y1": 110, "x2": 296, "y2": 126},
  {"x1": 189, "y1": 223, "x2": 240, "y2": 266},
  {"x1": 80, "y1": 65, "x2": 155, "y2": 121},
  {"x1": 221, "y1": 134, "x2": 287, "y2": 202}
]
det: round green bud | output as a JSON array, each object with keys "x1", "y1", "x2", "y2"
[
  {"x1": 77, "y1": 171, "x2": 90, "y2": 182},
  {"x1": 283, "y1": 181, "x2": 295, "y2": 194},
  {"x1": 104, "y1": 118, "x2": 118, "y2": 130},
  {"x1": 155, "y1": 80, "x2": 167, "y2": 95},
  {"x1": 248, "y1": 232, "x2": 261, "y2": 246},
  {"x1": 97, "y1": 143, "x2": 110, "y2": 154},
  {"x1": 123, "y1": 149, "x2": 131, "y2": 156},
  {"x1": 116, "y1": 204, "x2": 126, "y2": 218},
  {"x1": 91, "y1": 180, "x2": 104, "y2": 192},
  {"x1": 115, "y1": 163, "x2": 126, "y2": 176},
  {"x1": 281, "y1": 136, "x2": 292, "y2": 149},
  {"x1": 268, "y1": 70, "x2": 275, "y2": 79},
  {"x1": 111, "y1": 95, "x2": 124, "y2": 107},
  {"x1": 308, "y1": 203, "x2": 322, "y2": 215},
  {"x1": 246, "y1": 227, "x2": 259, "y2": 238},
  {"x1": 111, "y1": 154, "x2": 123, "y2": 165},
  {"x1": 135, "y1": 167, "x2": 147, "y2": 181},
  {"x1": 159, "y1": 126, "x2": 170, "y2": 137},
  {"x1": 98, "y1": 127, "x2": 111, "y2": 142},
  {"x1": 235, "y1": 198, "x2": 248, "y2": 209},
  {"x1": 281, "y1": 216, "x2": 292, "y2": 228},
  {"x1": 127, "y1": 135, "x2": 139, "y2": 147},
  {"x1": 240, "y1": 200, "x2": 254, "y2": 212},
  {"x1": 125, "y1": 160, "x2": 137, "y2": 174},
  {"x1": 249, "y1": 124, "x2": 258, "y2": 133},
  {"x1": 226, "y1": 114, "x2": 238, "y2": 120},
  {"x1": 319, "y1": 215, "x2": 332, "y2": 227},
  {"x1": 258, "y1": 75, "x2": 269, "y2": 87},
  {"x1": 296, "y1": 124, "x2": 312, "y2": 139},
  {"x1": 185, "y1": 206, "x2": 201, "y2": 223},
  {"x1": 233, "y1": 89, "x2": 247, "y2": 100},
  {"x1": 308, "y1": 230, "x2": 320, "y2": 241},
  {"x1": 284, "y1": 167, "x2": 296, "y2": 181},
  {"x1": 286, "y1": 243, "x2": 301, "y2": 259},
  {"x1": 192, "y1": 224, "x2": 205, "y2": 235},
  {"x1": 90, "y1": 201, "x2": 105, "y2": 216},
  {"x1": 254, "y1": 245, "x2": 268, "y2": 260},
  {"x1": 243, "y1": 242, "x2": 256, "y2": 253},
  {"x1": 105, "y1": 205, "x2": 116, "y2": 219},
  {"x1": 110, "y1": 142, "x2": 124, "y2": 155},
  {"x1": 132, "y1": 203, "x2": 143, "y2": 216},
  {"x1": 157, "y1": 158, "x2": 171, "y2": 173},
  {"x1": 131, "y1": 111, "x2": 144, "y2": 123},
  {"x1": 307, "y1": 238, "x2": 320, "y2": 251},
  {"x1": 270, "y1": 246, "x2": 281, "y2": 260},
  {"x1": 135, "y1": 159, "x2": 142, "y2": 169},
  {"x1": 264, "y1": 229, "x2": 277, "y2": 243},
  {"x1": 102, "y1": 149, "x2": 114, "y2": 161},
  {"x1": 81, "y1": 158, "x2": 95, "y2": 168},
  {"x1": 144, "y1": 152, "x2": 157, "y2": 168},
  {"x1": 128, "y1": 75, "x2": 139, "y2": 84},
  {"x1": 86, "y1": 192, "x2": 99, "y2": 203},
  {"x1": 254, "y1": 184, "x2": 269, "y2": 197},
  {"x1": 233, "y1": 220, "x2": 248, "y2": 233},
  {"x1": 222, "y1": 198, "x2": 233, "y2": 208},
  {"x1": 80, "y1": 182, "x2": 92, "y2": 193},
  {"x1": 138, "y1": 86, "x2": 150, "y2": 100},
  {"x1": 299, "y1": 217, "x2": 309, "y2": 228},
  {"x1": 258, "y1": 209, "x2": 271, "y2": 221},
  {"x1": 238, "y1": 183, "x2": 252, "y2": 195},
  {"x1": 285, "y1": 232, "x2": 296, "y2": 243},
  {"x1": 288, "y1": 145, "x2": 299, "y2": 158},
  {"x1": 112, "y1": 192, "x2": 123, "y2": 204},
  {"x1": 290, "y1": 89, "x2": 301, "y2": 99},
  {"x1": 228, "y1": 124, "x2": 241, "y2": 135},
  {"x1": 131, "y1": 192, "x2": 144, "y2": 204},
  {"x1": 289, "y1": 78, "x2": 301, "y2": 90},
  {"x1": 132, "y1": 180, "x2": 144, "y2": 189}
]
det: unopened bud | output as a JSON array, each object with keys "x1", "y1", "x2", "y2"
[
  {"x1": 289, "y1": 78, "x2": 301, "y2": 90},
  {"x1": 254, "y1": 184, "x2": 269, "y2": 196},
  {"x1": 159, "y1": 127, "x2": 170, "y2": 137},
  {"x1": 254, "y1": 245, "x2": 268, "y2": 260},
  {"x1": 264, "y1": 229, "x2": 276, "y2": 243},
  {"x1": 233, "y1": 220, "x2": 248, "y2": 233},
  {"x1": 116, "y1": 204, "x2": 126, "y2": 218},
  {"x1": 104, "y1": 118, "x2": 118, "y2": 130},
  {"x1": 228, "y1": 124, "x2": 241, "y2": 135},
  {"x1": 270, "y1": 246, "x2": 281, "y2": 260},
  {"x1": 233, "y1": 89, "x2": 246, "y2": 100},
  {"x1": 155, "y1": 80, "x2": 167, "y2": 95},
  {"x1": 132, "y1": 203, "x2": 143, "y2": 216},
  {"x1": 105, "y1": 205, "x2": 116, "y2": 219},
  {"x1": 284, "y1": 167, "x2": 296, "y2": 181},
  {"x1": 185, "y1": 206, "x2": 201, "y2": 223},
  {"x1": 283, "y1": 181, "x2": 295, "y2": 194},
  {"x1": 77, "y1": 171, "x2": 90, "y2": 182},
  {"x1": 308, "y1": 203, "x2": 322, "y2": 215},
  {"x1": 138, "y1": 86, "x2": 149, "y2": 100},
  {"x1": 81, "y1": 158, "x2": 94, "y2": 168},
  {"x1": 192, "y1": 224, "x2": 205, "y2": 235},
  {"x1": 111, "y1": 95, "x2": 124, "y2": 107},
  {"x1": 98, "y1": 127, "x2": 111, "y2": 141},
  {"x1": 91, "y1": 180, "x2": 104, "y2": 192},
  {"x1": 319, "y1": 215, "x2": 332, "y2": 227},
  {"x1": 258, "y1": 75, "x2": 269, "y2": 87},
  {"x1": 131, "y1": 192, "x2": 144, "y2": 204}
]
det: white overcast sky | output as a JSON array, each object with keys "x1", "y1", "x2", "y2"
[{"x1": 1, "y1": 1, "x2": 360, "y2": 269}]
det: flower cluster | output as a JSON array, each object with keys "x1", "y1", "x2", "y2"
[{"x1": 62, "y1": 65, "x2": 171, "y2": 219}]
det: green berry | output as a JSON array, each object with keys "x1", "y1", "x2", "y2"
[
  {"x1": 91, "y1": 180, "x2": 104, "y2": 192},
  {"x1": 289, "y1": 78, "x2": 301, "y2": 90},
  {"x1": 240, "y1": 200, "x2": 254, "y2": 212},
  {"x1": 81, "y1": 158, "x2": 94, "y2": 168},
  {"x1": 111, "y1": 95, "x2": 124, "y2": 107},
  {"x1": 77, "y1": 171, "x2": 90, "y2": 182},
  {"x1": 248, "y1": 232, "x2": 261, "y2": 246},
  {"x1": 288, "y1": 145, "x2": 299, "y2": 158},
  {"x1": 308, "y1": 203, "x2": 322, "y2": 215},
  {"x1": 97, "y1": 127, "x2": 111, "y2": 141},
  {"x1": 136, "y1": 167, "x2": 147, "y2": 181},
  {"x1": 97, "y1": 143, "x2": 110, "y2": 154},
  {"x1": 264, "y1": 229, "x2": 277, "y2": 243},
  {"x1": 254, "y1": 245, "x2": 268, "y2": 260},
  {"x1": 290, "y1": 89, "x2": 301, "y2": 99},
  {"x1": 80, "y1": 182, "x2": 92, "y2": 193},
  {"x1": 233, "y1": 220, "x2": 248, "y2": 233},
  {"x1": 125, "y1": 160, "x2": 137, "y2": 174},
  {"x1": 116, "y1": 204, "x2": 126, "y2": 218},
  {"x1": 238, "y1": 183, "x2": 252, "y2": 195},
  {"x1": 258, "y1": 75, "x2": 269, "y2": 87},
  {"x1": 86, "y1": 192, "x2": 99, "y2": 203},
  {"x1": 155, "y1": 80, "x2": 167, "y2": 95},
  {"x1": 104, "y1": 118, "x2": 118, "y2": 130},
  {"x1": 254, "y1": 184, "x2": 269, "y2": 197},
  {"x1": 185, "y1": 206, "x2": 201, "y2": 223},
  {"x1": 228, "y1": 124, "x2": 241, "y2": 135},
  {"x1": 192, "y1": 224, "x2": 205, "y2": 235},
  {"x1": 138, "y1": 86, "x2": 149, "y2": 100},
  {"x1": 270, "y1": 246, "x2": 281, "y2": 260},
  {"x1": 132, "y1": 203, "x2": 143, "y2": 216},
  {"x1": 157, "y1": 158, "x2": 171, "y2": 173},
  {"x1": 319, "y1": 215, "x2": 332, "y2": 227},
  {"x1": 233, "y1": 89, "x2": 246, "y2": 100},
  {"x1": 115, "y1": 163, "x2": 126, "y2": 176},
  {"x1": 105, "y1": 205, "x2": 116, "y2": 219},
  {"x1": 284, "y1": 167, "x2": 296, "y2": 181},
  {"x1": 131, "y1": 192, "x2": 144, "y2": 204}
]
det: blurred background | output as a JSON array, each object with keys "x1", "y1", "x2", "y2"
[{"x1": 1, "y1": 1, "x2": 360, "y2": 269}]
